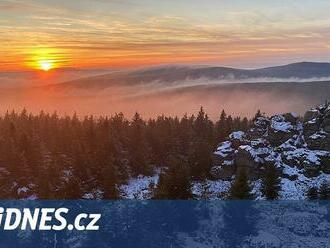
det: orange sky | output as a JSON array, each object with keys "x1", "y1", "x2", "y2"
[{"x1": 1, "y1": 0, "x2": 330, "y2": 71}]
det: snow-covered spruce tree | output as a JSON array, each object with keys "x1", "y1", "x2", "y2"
[
  {"x1": 153, "y1": 172, "x2": 167, "y2": 199},
  {"x1": 215, "y1": 109, "x2": 228, "y2": 142},
  {"x1": 128, "y1": 112, "x2": 152, "y2": 177},
  {"x1": 261, "y1": 164, "x2": 281, "y2": 200},
  {"x1": 101, "y1": 157, "x2": 120, "y2": 199},
  {"x1": 228, "y1": 168, "x2": 254, "y2": 200},
  {"x1": 154, "y1": 156, "x2": 193, "y2": 199},
  {"x1": 189, "y1": 140, "x2": 213, "y2": 180},
  {"x1": 189, "y1": 107, "x2": 214, "y2": 180}
]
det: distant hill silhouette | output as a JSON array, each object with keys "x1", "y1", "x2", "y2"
[
  {"x1": 48, "y1": 62, "x2": 330, "y2": 90},
  {"x1": 255, "y1": 62, "x2": 330, "y2": 78}
]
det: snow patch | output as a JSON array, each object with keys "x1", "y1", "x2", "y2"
[
  {"x1": 192, "y1": 180, "x2": 231, "y2": 199},
  {"x1": 229, "y1": 131, "x2": 246, "y2": 141},
  {"x1": 271, "y1": 115, "x2": 293, "y2": 133},
  {"x1": 214, "y1": 141, "x2": 233, "y2": 157},
  {"x1": 120, "y1": 171, "x2": 160, "y2": 199}
]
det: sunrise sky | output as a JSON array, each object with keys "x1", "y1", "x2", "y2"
[{"x1": 2, "y1": 0, "x2": 330, "y2": 71}]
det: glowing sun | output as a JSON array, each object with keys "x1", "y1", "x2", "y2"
[{"x1": 39, "y1": 60, "x2": 53, "y2": 71}]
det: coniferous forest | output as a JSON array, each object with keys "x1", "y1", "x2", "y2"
[{"x1": 0, "y1": 108, "x2": 252, "y2": 199}]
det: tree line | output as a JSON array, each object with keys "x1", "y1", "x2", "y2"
[
  {"x1": 0, "y1": 108, "x2": 328, "y2": 200},
  {"x1": 0, "y1": 108, "x2": 250, "y2": 199}
]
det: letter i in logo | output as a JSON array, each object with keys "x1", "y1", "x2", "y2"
[{"x1": 0, "y1": 208, "x2": 3, "y2": 226}]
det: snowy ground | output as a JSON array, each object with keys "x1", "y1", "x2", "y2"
[
  {"x1": 119, "y1": 170, "x2": 160, "y2": 199},
  {"x1": 119, "y1": 167, "x2": 330, "y2": 200}
]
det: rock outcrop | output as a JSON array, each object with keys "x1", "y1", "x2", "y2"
[{"x1": 212, "y1": 103, "x2": 330, "y2": 183}]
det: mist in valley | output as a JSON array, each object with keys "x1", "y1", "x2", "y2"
[{"x1": 0, "y1": 74, "x2": 329, "y2": 119}]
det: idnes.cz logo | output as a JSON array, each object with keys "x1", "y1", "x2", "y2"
[{"x1": 0, "y1": 207, "x2": 101, "y2": 231}]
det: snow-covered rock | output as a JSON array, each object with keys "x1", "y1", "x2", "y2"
[
  {"x1": 229, "y1": 131, "x2": 247, "y2": 142},
  {"x1": 214, "y1": 141, "x2": 234, "y2": 157},
  {"x1": 271, "y1": 115, "x2": 294, "y2": 133},
  {"x1": 211, "y1": 103, "x2": 330, "y2": 199}
]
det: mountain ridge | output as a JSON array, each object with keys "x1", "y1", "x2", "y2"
[{"x1": 46, "y1": 62, "x2": 330, "y2": 90}]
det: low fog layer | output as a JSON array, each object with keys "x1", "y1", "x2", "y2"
[
  {"x1": 1, "y1": 62, "x2": 329, "y2": 119},
  {"x1": 0, "y1": 79, "x2": 329, "y2": 119}
]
